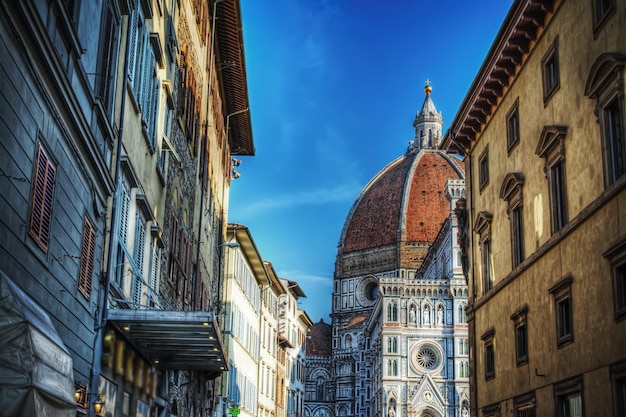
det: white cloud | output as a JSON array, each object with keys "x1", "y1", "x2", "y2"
[{"x1": 235, "y1": 183, "x2": 361, "y2": 220}]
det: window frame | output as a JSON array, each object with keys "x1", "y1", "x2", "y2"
[
  {"x1": 78, "y1": 215, "x2": 97, "y2": 300},
  {"x1": 584, "y1": 52, "x2": 626, "y2": 187},
  {"x1": 603, "y1": 238, "x2": 626, "y2": 321},
  {"x1": 510, "y1": 304, "x2": 529, "y2": 366},
  {"x1": 474, "y1": 211, "x2": 493, "y2": 294},
  {"x1": 592, "y1": 0, "x2": 616, "y2": 38},
  {"x1": 514, "y1": 392, "x2": 536, "y2": 417},
  {"x1": 542, "y1": 37, "x2": 560, "y2": 105},
  {"x1": 611, "y1": 360, "x2": 626, "y2": 416},
  {"x1": 507, "y1": 98, "x2": 521, "y2": 152},
  {"x1": 481, "y1": 327, "x2": 495, "y2": 381},
  {"x1": 554, "y1": 376, "x2": 584, "y2": 417},
  {"x1": 549, "y1": 275, "x2": 574, "y2": 348},
  {"x1": 29, "y1": 143, "x2": 56, "y2": 253},
  {"x1": 500, "y1": 173, "x2": 525, "y2": 269},
  {"x1": 479, "y1": 145, "x2": 489, "y2": 191},
  {"x1": 536, "y1": 125, "x2": 569, "y2": 234}
]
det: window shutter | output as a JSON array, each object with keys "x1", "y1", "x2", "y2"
[
  {"x1": 135, "y1": 213, "x2": 146, "y2": 274},
  {"x1": 118, "y1": 184, "x2": 130, "y2": 244},
  {"x1": 127, "y1": 10, "x2": 139, "y2": 84},
  {"x1": 29, "y1": 145, "x2": 56, "y2": 252},
  {"x1": 98, "y1": 2, "x2": 116, "y2": 114},
  {"x1": 78, "y1": 216, "x2": 96, "y2": 299}
]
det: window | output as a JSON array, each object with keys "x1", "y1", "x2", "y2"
[
  {"x1": 482, "y1": 403, "x2": 500, "y2": 417},
  {"x1": 387, "y1": 301, "x2": 398, "y2": 321},
  {"x1": 128, "y1": 8, "x2": 160, "y2": 151},
  {"x1": 611, "y1": 361, "x2": 626, "y2": 416},
  {"x1": 29, "y1": 144, "x2": 56, "y2": 253},
  {"x1": 507, "y1": 98, "x2": 520, "y2": 151},
  {"x1": 481, "y1": 327, "x2": 495, "y2": 380},
  {"x1": 510, "y1": 304, "x2": 529, "y2": 366},
  {"x1": 474, "y1": 212, "x2": 493, "y2": 294},
  {"x1": 479, "y1": 145, "x2": 489, "y2": 191},
  {"x1": 78, "y1": 216, "x2": 96, "y2": 299},
  {"x1": 514, "y1": 393, "x2": 536, "y2": 417},
  {"x1": 549, "y1": 275, "x2": 574, "y2": 348},
  {"x1": 115, "y1": 182, "x2": 130, "y2": 288},
  {"x1": 500, "y1": 173, "x2": 525, "y2": 268},
  {"x1": 97, "y1": 0, "x2": 120, "y2": 117},
  {"x1": 542, "y1": 38, "x2": 560, "y2": 104},
  {"x1": 458, "y1": 304, "x2": 468, "y2": 323},
  {"x1": 603, "y1": 238, "x2": 626, "y2": 321},
  {"x1": 387, "y1": 359, "x2": 398, "y2": 376},
  {"x1": 554, "y1": 377, "x2": 583, "y2": 417},
  {"x1": 387, "y1": 337, "x2": 398, "y2": 353},
  {"x1": 536, "y1": 125, "x2": 569, "y2": 234},
  {"x1": 585, "y1": 53, "x2": 625, "y2": 187},
  {"x1": 592, "y1": 0, "x2": 616, "y2": 37}
]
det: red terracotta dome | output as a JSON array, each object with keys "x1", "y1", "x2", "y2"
[
  {"x1": 306, "y1": 319, "x2": 332, "y2": 356},
  {"x1": 336, "y1": 149, "x2": 464, "y2": 275}
]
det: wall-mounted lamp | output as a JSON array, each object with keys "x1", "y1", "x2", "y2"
[
  {"x1": 75, "y1": 383, "x2": 105, "y2": 416},
  {"x1": 231, "y1": 168, "x2": 241, "y2": 179},
  {"x1": 93, "y1": 395, "x2": 105, "y2": 416}
]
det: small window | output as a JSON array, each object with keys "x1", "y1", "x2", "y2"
[
  {"x1": 514, "y1": 392, "x2": 536, "y2": 417},
  {"x1": 29, "y1": 144, "x2": 56, "y2": 253},
  {"x1": 511, "y1": 304, "x2": 529, "y2": 366},
  {"x1": 554, "y1": 376, "x2": 583, "y2": 417},
  {"x1": 507, "y1": 99, "x2": 520, "y2": 152},
  {"x1": 585, "y1": 53, "x2": 625, "y2": 186},
  {"x1": 549, "y1": 275, "x2": 574, "y2": 348},
  {"x1": 500, "y1": 173, "x2": 525, "y2": 268},
  {"x1": 481, "y1": 328, "x2": 495, "y2": 381},
  {"x1": 387, "y1": 301, "x2": 398, "y2": 321},
  {"x1": 611, "y1": 361, "x2": 626, "y2": 416},
  {"x1": 542, "y1": 38, "x2": 560, "y2": 104},
  {"x1": 603, "y1": 238, "x2": 626, "y2": 321},
  {"x1": 536, "y1": 125, "x2": 569, "y2": 234},
  {"x1": 479, "y1": 145, "x2": 489, "y2": 191},
  {"x1": 592, "y1": 0, "x2": 616, "y2": 37},
  {"x1": 474, "y1": 212, "x2": 493, "y2": 294},
  {"x1": 78, "y1": 216, "x2": 96, "y2": 299},
  {"x1": 482, "y1": 403, "x2": 500, "y2": 417}
]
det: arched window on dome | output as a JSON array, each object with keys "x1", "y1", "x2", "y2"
[{"x1": 387, "y1": 301, "x2": 398, "y2": 321}]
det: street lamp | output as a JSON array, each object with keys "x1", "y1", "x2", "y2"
[{"x1": 217, "y1": 242, "x2": 240, "y2": 250}]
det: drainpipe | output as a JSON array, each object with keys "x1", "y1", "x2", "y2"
[{"x1": 90, "y1": 6, "x2": 135, "y2": 413}]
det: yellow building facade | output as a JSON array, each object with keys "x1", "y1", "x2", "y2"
[{"x1": 443, "y1": 0, "x2": 626, "y2": 415}]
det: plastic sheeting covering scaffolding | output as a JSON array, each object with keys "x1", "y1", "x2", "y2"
[{"x1": 0, "y1": 271, "x2": 75, "y2": 417}]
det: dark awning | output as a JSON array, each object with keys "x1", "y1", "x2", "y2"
[
  {"x1": 0, "y1": 271, "x2": 75, "y2": 417},
  {"x1": 107, "y1": 309, "x2": 228, "y2": 374}
]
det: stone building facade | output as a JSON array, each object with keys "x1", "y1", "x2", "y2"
[
  {"x1": 0, "y1": 0, "x2": 254, "y2": 416},
  {"x1": 442, "y1": 0, "x2": 626, "y2": 415},
  {"x1": 306, "y1": 85, "x2": 469, "y2": 417}
]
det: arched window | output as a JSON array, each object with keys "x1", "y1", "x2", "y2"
[
  {"x1": 387, "y1": 301, "x2": 398, "y2": 321},
  {"x1": 387, "y1": 336, "x2": 397, "y2": 353},
  {"x1": 458, "y1": 303, "x2": 468, "y2": 323},
  {"x1": 345, "y1": 334, "x2": 352, "y2": 349},
  {"x1": 316, "y1": 377, "x2": 325, "y2": 401}
]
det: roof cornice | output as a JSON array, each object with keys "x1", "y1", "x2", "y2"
[{"x1": 442, "y1": 0, "x2": 558, "y2": 154}]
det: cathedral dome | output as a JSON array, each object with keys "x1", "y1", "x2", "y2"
[
  {"x1": 336, "y1": 86, "x2": 464, "y2": 277},
  {"x1": 306, "y1": 319, "x2": 332, "y2": 356}
]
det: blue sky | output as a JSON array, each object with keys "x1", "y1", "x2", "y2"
[{"x1": 229, "y1": 0, "x2": 514, "y2": 323}]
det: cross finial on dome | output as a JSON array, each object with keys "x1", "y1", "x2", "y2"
[{"x1": 424, "y1": 79, "x2": 432, "y2": 95}]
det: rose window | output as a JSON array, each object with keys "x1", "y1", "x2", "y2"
[{"x1": 410, "y1": 342, "x2": 443, "y2": 374}]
